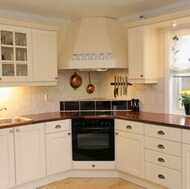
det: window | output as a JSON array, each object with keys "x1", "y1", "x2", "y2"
[{"x1": 169, "y1": 26, "x2": 190, "y2": 114}]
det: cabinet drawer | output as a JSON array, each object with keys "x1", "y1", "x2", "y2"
[
  {"x1": 45, "y1": 120, "x2": 71, "y2": 134},
  {"x1": 145, "y1": 162, "x2": 181, "y2": 189},
  {"x1": 182, "y1": 129, "x2": 190, "y2": 144},
  {"x1": 145, "y1": 137, "x2": 181, "y2": 156},
  {"x1": 73, "y1": 161, "x2": 115, "y2": 170},
  {"x1": 145, "y1": 149, "x2": 181, "y2": 171},
  {"x1": 115, "y1": 119, "x2": 144, "y2": 134},
  {"x1": 145, "y1": 124, "x2": 181, "y2": 142}
]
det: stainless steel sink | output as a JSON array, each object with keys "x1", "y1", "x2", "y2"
[{"x1": 0, "y1": 116, "x2": 32, "y2": 125}]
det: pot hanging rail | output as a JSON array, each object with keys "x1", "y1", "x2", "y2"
[
  {"x1": 70, "y1": 72, "x2": 82, "y2": 90},
  {"x1": 86, "y1": 72, "x2": 95, "y2": 94}
]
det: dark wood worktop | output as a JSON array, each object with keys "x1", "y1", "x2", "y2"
[{"x1": 0, "y1": 111, "x2": 190, "y2": 130}]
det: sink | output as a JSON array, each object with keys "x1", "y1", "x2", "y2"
[{"x1": 0, "y1": 116, "x2": 32, "y2": 125}]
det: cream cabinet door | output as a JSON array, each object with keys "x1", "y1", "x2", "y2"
[
  {"x1": 0, "y1": 24, "x2": 32, "y2": 82},
  {"x1": 182, "y1": 144, "x2": 190, "y2": 189},
  {"x1": 115, "y1": 130, "x2": 144, "y2": 178},
  {"x1": 128, "y1": 26, "x2": 159, "y2": 83},
  {"x1": 14, "y1": 123, "x2": 45, "y2": 185},
  {"x1": 0, "y1": 128, "x2": 15, "y2": 189},
  {"x1": 32, "y1": 29, "x2": 58, "y2": 83},
  {"x1": 46, "y1": 130, "x2": 72, "y2": 175}
]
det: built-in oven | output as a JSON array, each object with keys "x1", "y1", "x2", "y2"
[{"x1": 72, "y1": 118, "x2": 115, "y2": 161}]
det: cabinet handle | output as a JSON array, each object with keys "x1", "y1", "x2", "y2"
[
  {"x1": 126, "y1": 125, "x2": 132, "y2": 129},
  {"x1": 158, "y1": 174, "x2": 165, "y2": 179},
  {"x1": 157, "y1": 130, "x2": 165, "y2": 135},
  {"x1": 9, "y1": 130, "x2": 13, "y2": 133},
  {"x1": 68, "y1": 133, "x2": 71, "y2": 135},
  {"x1": 157, "y1": 157, "x2": 165, "y2": 163},
  {"x1": 157, "y1": 144, "x2": 165, "y2": 149},
  {"x1": 55, "y1": 125, "x2": 61, "y2": 129},
  {"x1": 16, "y1": 128, "x2": 20, "y2": 132},
  {"x1": 92, "y1": 164, "x2": 95, "y2": 168}
]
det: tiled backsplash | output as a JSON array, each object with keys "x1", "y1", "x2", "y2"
[{"x1": 60, "y1": 100, "x2": 131, "y2": 111}]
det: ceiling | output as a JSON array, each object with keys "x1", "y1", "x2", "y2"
[{"x1": 0, "y1": 0, "x2": 189, "y2": 24}]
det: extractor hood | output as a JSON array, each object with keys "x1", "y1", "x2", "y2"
[{"x1": 58, "y1": 17, "x2": 128, "y2": 70}]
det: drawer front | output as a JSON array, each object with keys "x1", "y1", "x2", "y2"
[
  {"x1": 145, "y1": 162, "x2": 181, "y2": 189},
  {"x1": 145, "y1": 149, "x2": 181, "y2": 171},
  {"x1": 182, "y1": 129, "x2": 190, "y2": 144},
  {"x1": 46, "y1": 120, "x2": 71, "y2": 133},
  {"x1": 145, "y1": 137, "x2": 181, "y2": 156},
  {"x1": 145, "y1": 123, "x2": 181, "y2": 142},
  {"x1": 115, "y1": 119, "x2": 144, "y2": 134}
]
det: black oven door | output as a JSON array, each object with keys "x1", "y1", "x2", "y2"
[{"x1": 72, "y1": 126, "x2": 115, "y2": 161}]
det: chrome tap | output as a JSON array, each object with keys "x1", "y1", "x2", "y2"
[{"x1": 0, "y1": 107, "x2": 7, "y2": 112}]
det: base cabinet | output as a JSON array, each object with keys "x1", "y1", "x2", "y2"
[
  {"x1": 182, "y1": 129, "x2": 190, "y2": 189},
  {"x1": 14, "y1": 123, "x2": 46, "y2": 185},
  {"x1": 115, "y1": 119, "x2": 144, "y2": 178},
  {"x1": 0, "y1": 123, "x2": 45, "y2": 189},
  {"x1": 46, "y1": 120, "x2": 72, "y2": 175},
  {"x1": 0, "y1": 128, "x2": 15, "y2": 189}
]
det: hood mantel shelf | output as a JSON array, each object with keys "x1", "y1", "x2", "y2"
[{"x1": 58, "y1": 17, "x2": 128, "y2": 70}]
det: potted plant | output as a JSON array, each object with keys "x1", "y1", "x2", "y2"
[{"x1": 179, "y1": 90, "x2": 190, "y2": 115}]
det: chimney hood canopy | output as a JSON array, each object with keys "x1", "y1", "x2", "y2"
[{"x1": 58, "y1": 17, "x2": 128, "y2": 70}]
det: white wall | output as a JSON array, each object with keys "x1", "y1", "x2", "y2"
[{"x1": 0, "y1": 68, "x2": 165, "y2": 118}]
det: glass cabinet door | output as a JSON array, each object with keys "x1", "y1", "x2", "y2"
[{"x1": 0, "y1": 25, "x2": 32, "y2": 81}]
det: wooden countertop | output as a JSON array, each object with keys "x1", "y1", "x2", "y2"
[{"x1": 0, "y1": 111, "x2": 190, "y2": 130}]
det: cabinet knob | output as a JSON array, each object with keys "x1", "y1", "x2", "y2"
[
  {"x1": 157, "y1": 130, "x2": 165, "y2": 135},
  {"x1": 157, "y1": 144, "x2": 165, "y2": 149},
  {"x1": 157, "y1": 157, "x2": 165, "y2": 163},
  {"x1": 140, "y1": 75, "x2": 143, "y2": 77},
  {"x1": 55, "y1": 125, "x2": 61, "y2": 129},
  {"x1": 16, "y1": 128, "x2": 20, "y2": 132},
  {"x1": 68, "y1": 133, "x2": 71, "y2": 135},
  {"x1": 126, "y1": 125, "x2": 132, "y2": 129},
  {"x1": 158, "y1": 174, "x2": 165, "y2": 180},
  {"x1": 115, "y1": 132, "x2": 118, "y2": 135},
  {"x1": 9, "y1": 130, "x2": 13, "y2": 133},
  {"x1": 55, "y1": 77, "x2": 58, "y2": 80},
  {"x1": 92, "y1": 164, "x2": 95, "y2": 168}
]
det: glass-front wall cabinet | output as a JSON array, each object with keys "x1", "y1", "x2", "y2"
[{"x1": 0, "y1": 25, "x2": 32, "y2": 81}]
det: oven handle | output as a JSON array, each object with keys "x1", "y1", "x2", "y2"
[{"x1": 72, "y1": 127, "x2": 114, "y2": 131}]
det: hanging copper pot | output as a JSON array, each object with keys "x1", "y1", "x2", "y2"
[
  {"x1": 70, "y1": 72, "x2": 82, "y2": 89},
  {"x1": 86, "y1": 72, "x2": 95, "y2": 94}
]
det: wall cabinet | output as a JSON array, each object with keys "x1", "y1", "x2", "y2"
[
  {"x1": 128, "y1": 26, "x2": 159, "y2": 83},
  {"x1": 46, "y1": 120, "x2": 72, "y2": 175},
  {"x1": 0, "y1": 128, "x2": 15, "y2": 189},
  {"x1": 145, "y1": 123, "x2": 182, "y2": 189},
  {"x1": 0, "y1": 24, "x2": 57, "y2": 86},
  {"x1": 0, "y1": 24, "x2": 32, "y2": 82},
  {"x1": 32, "y1": 29, "x2": 58, "y2": 84},
  {"x1": 115, "y1": 119, "x2": 144, "y2": 178}
]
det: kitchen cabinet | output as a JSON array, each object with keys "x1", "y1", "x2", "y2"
[
  {"x1": 0, "y1": 24, "x2": 32, "y2": 82},
  {"x1": 0, "y1": 128, "x2": 15, "y2": 189},
  {"x1": 128, "y1": 26, "x2": 159, "y2": 83},
  {"x1": 0, "y1": 123, "x2": 45, "y2": 188},
  {"x1": 32, "y1": 29, "x2": 58, "y2": 84},
  {"x1": 115, "y1": 119, "x2": 144, "y2": 178},
  {"x1": 14, "y1": 123, "x2": 45, "y2": 185},
  {"x1": 46, "y1": 120, "x2": 72, "y2": 175},
  {"x1": 145, "y1": 123, "x2": 182, "y2": 189},
  {"x1": 182, "y1": 129, "x2": 190, "y2": 189}
]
